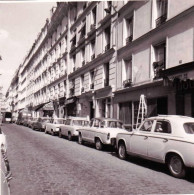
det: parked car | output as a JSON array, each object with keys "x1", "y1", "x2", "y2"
[
  {"x1": 116, "y1": 115, "x2": 194, "y2": 178},
  {"x1": 45, "y1": 118, "x2": 66, "y2": 136},
  {"x1": 78, "y1": 117, "x2": 127, "y2": 150},
  {"x1": 0, "y1": 142, "x2": 11, "y2": 195},
  {"x1": 31, "y1": 117, "x2": 51, "y2": 131},
  {"x1": 28, "y1": 117, "x2": 38, "y2": 129},
  {"x1": 59, "y1": 117, "x2": 89, "y2": 141},
  {"x1": 25, "y1": 117, "x2": 34, "y2": 127}
]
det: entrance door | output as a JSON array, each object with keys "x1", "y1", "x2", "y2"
[
  {"x1": 176, "y1": 94, "x2": 185, "y2": 115},
  {"x1": 90, "y1": 101, "x2": 95, "y2": 119},
  {"x1": 157, "y1": 97, "x2": 168, "y2": 115}
]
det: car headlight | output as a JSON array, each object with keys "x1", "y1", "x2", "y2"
[{"x1": 55, "y1": 127, "x2": 60, "y2": 131}]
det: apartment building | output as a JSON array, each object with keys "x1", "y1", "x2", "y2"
[{"x1": 6, "y1": 1, "x2": 194, "y2": 128}]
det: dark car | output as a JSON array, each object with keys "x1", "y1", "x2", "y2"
[{"x1": 31, "y1": 117, "x2": 51, "y2": 131}]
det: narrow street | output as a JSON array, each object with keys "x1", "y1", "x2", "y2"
[{"x1": 3, "y1": 123, "x2": 194, "y2": 195}]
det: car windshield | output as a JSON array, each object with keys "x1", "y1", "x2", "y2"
[
  {"x1": 73, "y1": 120, "x2": 89, "y2": 126},
  {"x1": 183, "y1": 123, "x2": 194, "y2": 134},
  {"x1": 42, "y1": 119, "x2": 50, "y2": 122},
  {"x1": 53, "y1": 119, "x2": 64, "y2": 124},
  {"x1": 107, "y1": 121, "x2": 123, "y2": 128}
]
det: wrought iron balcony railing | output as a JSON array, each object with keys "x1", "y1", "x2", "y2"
[
  {"x1": 153, "y1": 60, "x2": 165, "y2": 79},
  {"x1": 156, "y1": 13, "x2": 167, "y2": 27},
  {"x1": 123, "y1": 79, "x2": 132, "y2": 88},
  {"x1": 126, "y1": 35, "x2": 133, "y2": 45}
]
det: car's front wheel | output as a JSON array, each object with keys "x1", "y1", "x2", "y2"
[
  {"x1": 118, "y1": 142, "x2": 127, "y2": 160},
  {"x1": 95, "y1": 138, "x2": 103, "y2": 150},
  {"x1": 167, "y1": 154, "x2": 186, "y2": 178}
]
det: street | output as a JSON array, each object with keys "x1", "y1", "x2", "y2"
[{"x1": 2, "y1": 123, "x2": 194, "y2": 195}]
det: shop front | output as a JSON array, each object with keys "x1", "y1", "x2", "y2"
[
  {"x1": 65, "y1": 96, "x2": 77, "y2": 117},
  {"x1": 113, "y1": 81, "x2": 171, "y2": 129},
  {"x1": 95, "y1": 86, "x2": 113, "y2": 118},
  {"x1": 34, "y1": 102, "x2": 54, "y2": 117},
  {"x1": 161, "y1": 61, "x2": 194, "y2": 117},
  {"x1": 77, "y1": 91, "x2": 94, "y2": 119}
]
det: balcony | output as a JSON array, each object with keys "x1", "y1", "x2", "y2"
[
  {"x1": 91, "y1": 54, "x2": 95, "y2": 60},
  {"x1": 126, "y1": 35, "x2": 133, "y2": 45},
  {"x1": 90, "y1": 24, "x2": 96, "y2": 31},
  {"x1": 104, "y1": 78, "x2": 109, "y2": 87},
  {"x1": 105, "y1": 44, "x2": 110, "y2": 52},
  {"x1": 90, "y1": 83, "x2": 94, "y2": 90},
  {"x1": 82, "y1": 60, "x2": 85, "y2": 66},
  {"x1": 87, "y1": 24, "x2": 96, "y2": 37},
  {"x1": 70, "y1": 45, "x2": 77, "y2": 54},
  {"x1": 123, "y1": 79, "x2": 132, "y2": 88},
  {"x1": 81, "y1": 87, "x2": 84, "y2": 93},
  {"x1": 156, "y1": 13, "x2": 167, "y2": 27},
  {"x1": 153, "y1": 60, "x2": 165, "y2": 79}
]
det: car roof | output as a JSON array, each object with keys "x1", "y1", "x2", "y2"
[
  {"x1": 92, "y1": 117, "x2": 123, "y2": 122},
  {"x1": 148, "y1": 115, "x2": 194, "y2": 123},
  {"x1": 53, "y1": 118, "x2": 65, "y2": 120},
  {"x1": 145, "y1": 115, "x2": 194, "y2": 137},
  {"x1": 67, "y1": 116, "x2": 88, "y2": 120}
]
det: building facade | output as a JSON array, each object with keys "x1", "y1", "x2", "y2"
[{"x1": 6, "y1": 1, "x2": 194, "y2": 128}]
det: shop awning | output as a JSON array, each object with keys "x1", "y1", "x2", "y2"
[
  {"x1": 65, "y1": 96, "x2": 77, "y2": 105},
  {"x1": 42, "y1": 102, "x2": 54, "y2": 111}
]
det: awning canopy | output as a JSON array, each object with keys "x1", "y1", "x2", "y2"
[{"x1": 65, "y1": 96, "x2": 77, "y2": 105}]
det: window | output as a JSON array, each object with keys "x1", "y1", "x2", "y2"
[
  {"x1": 92, "y1": 6, "x2": 97, "y2": 25},
  {"x1": 91, "y1": 39, "x2": 96, "y2": 60},
  {"x1": 81, "y1": 74, "x2": 84, "y2": 92},
  {"x1": 65, "y1": 119, "x2": 71, "y2": 125},
  {"x1": 123, "y1": 59, "x2": 132, "y2": 88},
  {"x1": 90, "y1": 70, "x2": 95, "y2": 89},
  {"x1": 94, "y1": 119, "x2": 100, "y2": 127},
  {"x1": 155, "y1": 120, "x2": 171, "y2": 133},
  {"x1": 125, "y1": 18, "x2": 133, "y2": 44},
  {"x1": 81, "y1": 48, "x2": 85, "y2": 66},
  {"x1": 140, "y1": 120, "x2": 153, "y2": 132},
  {"x1": 104, "y1": 26, "x2": 111, "y2": 51},
  {"x1": 153, "y1": 42, "x2": 166, "y2": 79},
  {"x1": 104, "y1": 63, "x2": 109, "y2": 87},
  {"x1": 156, "y1": 0, "x2": 168, "y2": 27},
  {"x1": 184, "y1": 123, "x2": 194, "y2": 134}
]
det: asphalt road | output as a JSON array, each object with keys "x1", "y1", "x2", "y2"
[{"x1": 2, "y1": 123, "x2": 194, "y2": 195}]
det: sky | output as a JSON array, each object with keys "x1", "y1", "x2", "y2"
[{"x1": 0, "y1": 1, "x2": 56, "y2": 94}]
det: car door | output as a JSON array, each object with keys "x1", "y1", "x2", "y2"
[
  {"x1": 130, "y1": 120, "x2": 155, "y2": 157},
  {"x1": 147, "y1": 120, "x2": 172, "y2": 162},
  {"x1": 89, "y1": 119, "x2": 100, "y2": 142}
]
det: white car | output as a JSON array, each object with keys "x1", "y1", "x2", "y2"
[
  {"x1": 78, "y1": 118, "x2": 127, "y2": 150},
  {"x1": 45, "y1": 118, "x2": 66, "y2": 136},
  {"x1": 116, "y1": 115, "x2": 194, "y2": 178},
  {"x1": 59, "y1": 117, "x2": 89, "y2": 141},
  {"x1": 0, "y1": 131, "x2": 12, "y2": 195}
]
